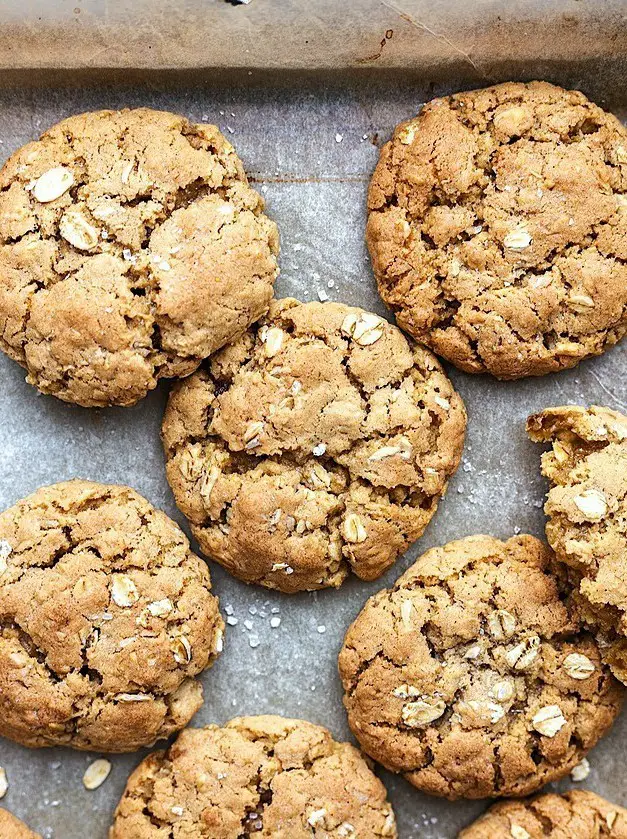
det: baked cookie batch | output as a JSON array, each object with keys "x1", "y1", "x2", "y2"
[{"x1": 0, "y1": 82, "x2": 624, "y2": 837}]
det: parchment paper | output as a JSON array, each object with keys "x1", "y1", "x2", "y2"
[
  {"x1": 1, "y1": 0, "x2": 627, "y2": 74},
  {"x1": 0, "y1": 4, "x2": 625, "y2": 837}
]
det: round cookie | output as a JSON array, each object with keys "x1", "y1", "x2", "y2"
[
  {"x1": 459, "y1": 789, "x2": 627, "y2": 838},
  {"x1": 0, "y1": 480, "x2": 224, "y2": 752},
  {"x1": 0, "y1": 108, "x2": 279, "y2": 406},
  {"x1": 109, "y1": 715, "x2": 397, "y2": 838},
  {"x1": 338, "y1": 534, "x2": 623, "y2": 800},
  {"x1": 367, "y1": 81, "x2": 627, "y2": 379},
  {"x1": 528, "y1": 405, "x2": 627, "y2": 683},
  {"x1": 0, "y1": 809, "x2": 40, "y2": 839},
  {"x1": 162, "y1": 297, "x2": 466, "y2": 592}
]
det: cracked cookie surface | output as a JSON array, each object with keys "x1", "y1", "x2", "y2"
[
  {"x1": 338, "y1": 534, "x2": 623, "y2": 800},
  {"x1": 459, "y1": 789, "x2": 627, "y2": 838},
  {"x1": 367, "y1": 81, "x2": 627, "y2": 379},
  {"x1": 528, "y1": 405, "x2": 627, "y2": 684},
  {"x1": 0, "y1": 809, "x2": 40, "y2": 839},
  {"x1": 109, "y1": 714, "x2": 397, "y2": 839},
  {"x1": 0, "y1": 480, "x2": 224, "y2": 752},
  {"x1": 0, "y1": 108, "x2": 279, "y2": 406},
  {"x1": 162, "y1": 297, "x2": 466, "y2": 592}
]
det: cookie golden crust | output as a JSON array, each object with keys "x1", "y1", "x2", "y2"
[
  {"x1": 0, "y1": 480, "x2": 224, "y2": 752},
  {"x1": 162, "y1": 297, "x2": 466, "y2": 593},
  {"x1": 0, "y1": 809, "x2": 41, "y2": 839},
  {"x1": 459, "y1": 790, "x2": 627, "y2": 838},
  {"x1": 367, "y1": 81, "x2": 627, "y2": 379},
  {"x1": 528, "y1": 405, "x2": 627, "y2": 684},
  {"x1": 338, "y1": 534, "x2": 623, "y2": 800},
  {"x1": 0, "y1": 108, "x2": 279, "y2": 407},
  {"x1": 109, "y1": 715, "x2": 397, "y2": 839}
]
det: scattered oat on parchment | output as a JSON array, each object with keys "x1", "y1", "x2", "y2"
[{"x1": 83, "y1": 759, "x2": 112, "y2": 791}]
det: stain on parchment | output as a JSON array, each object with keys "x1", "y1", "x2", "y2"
[
  {"x1": 378, "y1": 0, "x2": 491, "y2": 80},
  {"x1": 356, "y1": 28, "x2": 394, "y2": 64}
]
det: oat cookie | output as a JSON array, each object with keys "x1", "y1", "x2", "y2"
[
  {"x1": 109, "y1": 715, "x2": 397, "y2": 838},
  {"x1": 0, "y1": 108, "x2": 279, "y2": 406},
  {"x1": 0, "y1": 480, "x2": 224, "y2": 752},
  {"x1": 0, "y1": 809, "x2": 40, "y2": 839},
  {"x1": 367, "y1": 81, "x2": 627, "y2": 379},
  {"x1": 162, "y1": 297, "x2": 466, "y2": 592},
  {"x1": 459, "y1": 789, "x2": 627, "y2": 838},
  {"x1": 528, "y1": 405, "x2": 627, "y2": 683},
  {"x1": 338, "y1": 534, "x2": 623, "y2": 799}
]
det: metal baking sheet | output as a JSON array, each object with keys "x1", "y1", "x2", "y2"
[{"x1": 0, "y1": 22, "x2": 626, "y2": 839}]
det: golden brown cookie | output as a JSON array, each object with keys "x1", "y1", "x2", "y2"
[
  {"x1": 459, "y1": 789, "x2": 627, "y2": 838},
  {"x1": 162, "y1": 297, "x2": 466, "y2": 592},
  {"x1": 0, "y1": 808, "x2": 40, "y2": 839},
  {"x1": 0, "y1": 480, "x2": 224, "y2": 752},
  {"x1": 528, "y1": 405, "x2": 627, "y2": 683},
  {"x1": 109, "y1": 715, "x2": 397, "y2": 838},
  {"x1": 0, "y1": 108, "x2": 279, "y2": 407},
  {"x1": 338, "y1": 534, "x2": 623, "y2": 800},
  {"x1": 367, "y1": 81, "x2": 627, "y2": 379}
]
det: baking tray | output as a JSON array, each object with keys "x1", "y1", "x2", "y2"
[{"x1": 0, "y1": 3, "x2": 626, "y2": 837}]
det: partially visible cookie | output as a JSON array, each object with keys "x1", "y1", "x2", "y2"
[
  {"x1": 459, "y1": 789, "x2": 627, "y2": 838},
  {"x1": 162, "y1": 297, "x2": 466, "y2": 592},
  {"x1": 528, "y1": 405, "x2": 627, "y2": 683},
  {"x1": 367, "y1": 81, "x2": 627, "y2": 379},
  {"x1": 339, "y1": 534, "x2": 623, "y2": 800},
  {"x1": 109, "y1": 715, "x2": 397, "y2": 838},
  {"x1": 0, "y1": 108, "x2": 279, "y2": 406},
  {"x1": 0, "y1": 809, "x2": 40, "y2": 839},
  {"x1": 0, "y1": 480, "x2": 224, "y2": 752}
]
